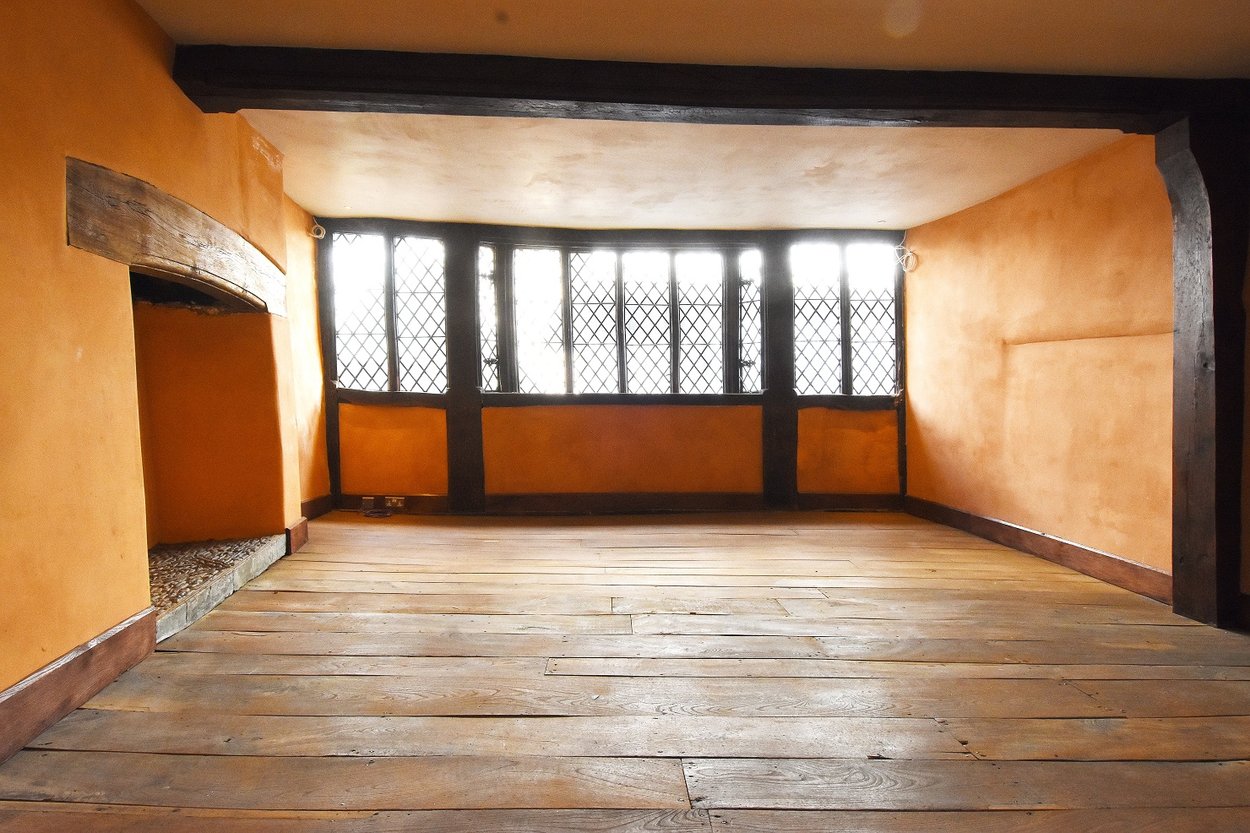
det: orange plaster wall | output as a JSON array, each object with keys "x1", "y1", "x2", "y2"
[
  {"x1": 0, "y1": 0, "x2": 292, "y2": 690},
  {"x1": 339, "y1": 404, "x2": 450, "y2": 496},
  {"x1": 134, "y1": 304, "x2": 294, "y2": 542},
  {"x1": 482, "y1": 406, "x2": 763, "y2": 494},
  {"x1": 282, "y1": 196, "x2": 332, "y2": 506},
  {"x1": 905, "y1": 136, "x2": 1173, "y2": 573},
  {"x1": 797, "y1": 409, "x2": 899, "y2": 494}
]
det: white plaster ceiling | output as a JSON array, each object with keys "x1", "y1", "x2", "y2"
[
  {"x1": 138, "y1": 0, "x2": 1250, "y2": 79},
  {"x1": 242, "y1": 111, "x2": 1123, "y2": 229}
]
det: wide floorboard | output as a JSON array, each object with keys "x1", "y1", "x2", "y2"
[{"x1": 3, "y1": 511, "x2": 1250, "y2": 831}]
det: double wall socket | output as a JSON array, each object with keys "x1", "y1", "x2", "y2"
[{"x1": 384, "y1": 496, "x2": 405, "y2": 509}]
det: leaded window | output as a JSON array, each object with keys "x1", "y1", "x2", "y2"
[
  {"x1": 737, "y1": 249, "x2": 763, "y2": 394},
  {"x1": 331, "y1": 232, "x2": 389, "y2": 392},
  {"x1": 327, "y1": 225, "x2": 900, "y2": 399},
  {"x1": 393, "y1": 236, "x2": 448, "y2": 393},
  {"x1": 513, "y1": 247, "x2": 566, "y2": 394},
  {"x1": 791, "y1": 240, "x2": 900, "y2": 396},
  {"x1": 569, "y1": 250, "x2": 620, "y2": 394},
  {"x1": 477, "y1": 245, "x2": 500, "y2": 392}
]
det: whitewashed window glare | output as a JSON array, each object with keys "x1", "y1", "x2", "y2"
[
  {"x1": 675, "y1": 250, "x2": 725, "y2": 394},
  {"x1": 477, "y1": 245, "x2": 499, "y2": 391},
  {"x1": 513, "y1": 247, "x2": 567, "y2": 394},
  {"x1": 332, "y1": 233, "x2": 388, "y2": 391},
  {"x1": 622, "y1": 250, "x2": 673, "y2": 394},
  {"x1": 790, "y1": 240, "x2": 899, "y2": 396},
  {"x1": 791, "y1": 242, "x2": 844, "y2": 395},
  {"x1": 846, "y1": 242, "x2": 899, "y2": 395}
]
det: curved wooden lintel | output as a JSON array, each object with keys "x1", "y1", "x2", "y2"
[{"x1": 65, "y1": 158, "x2": 286, "y2": 316}]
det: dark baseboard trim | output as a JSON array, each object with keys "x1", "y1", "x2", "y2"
[
  {"x1": 1237, "y1": 594, "x2": 1250, "y2": 631},
  {"x1": 0, "y1": 607, "x2": 155, "y2": 765},
  {"x1": 300, "y1": 494, "x2": 334, "y2": 520},
  {"x1": 340, "y1": 493, "x2": 451, "y2": 514},
  {"x1": 904, "y1": 496, "x2": 1172, "y2": 603},
  {"x1": 797, "y1": 493, "x2": 903, "y2": 511},
  {"x1": 286, "y1": 516, "x2": 309, "y2": 554},
  {"x1": 484, "y1": 492, "x2": 767, "y2": 515}
]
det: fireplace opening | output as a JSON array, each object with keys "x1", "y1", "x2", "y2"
[{"x1": 130, "y1": 270, "x2": 292, "y2": 640}]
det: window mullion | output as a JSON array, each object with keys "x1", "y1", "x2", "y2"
[
  {"x1": 724, "y1": 247, "x2": 741, "y2": 394},
  {"x1": 384, "y1": 231, "x2": 399, "y2": 392},
  {"x1": 839, "y1": 246, "x2": 853, "y2": 396},
  {"x1": 615, "y1": 252, "x2": 627, "y2": 394},
  {"x1": 562, "y1": 248, "x2": 574, "y2": 394},
  {"x1": 497, "y1": 243, "x2": 518, "y2": 392},
  {"x1": 668, "y1": 251, "x2": 679, "y2": 394}
]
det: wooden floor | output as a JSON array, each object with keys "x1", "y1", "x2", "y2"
[{"x1": 4, "y1": 511, "x2": 1250, "y2": 831}]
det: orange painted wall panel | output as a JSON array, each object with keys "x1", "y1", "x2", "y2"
[
  {"x1": 797, "y1": 409, "x2": 899, "y2": 494},
  {"x1": 283, "y1": 197, "x2": 331, "y2": 506},
  {"x1": 482, "y1": 406, "x2": 763, "y2": 494},
  {"x1": 133, "y1": 304, "x2": 292, "y2": 542},
  {"x1": 905, "y1": 136, "x2": 1173, "y2": 573},
  {"x1": 0, "y1": 0, "x2": 293, "y2": 690},
  {"x1": 339, "y1": 404, "x2": 449, "y2": 496}
]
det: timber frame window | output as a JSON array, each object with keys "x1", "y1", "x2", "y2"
[{"x1": 322, "y1": 220, "x2": 904, "y2": 403}]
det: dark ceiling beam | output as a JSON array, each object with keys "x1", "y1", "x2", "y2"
[{"x1": 173, "y1": 46, "x2": 1250, "y2": 132}]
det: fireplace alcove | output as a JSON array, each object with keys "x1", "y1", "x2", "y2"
[{"x1": 68, "y1": 158, "x2": 298, "y2": 640}]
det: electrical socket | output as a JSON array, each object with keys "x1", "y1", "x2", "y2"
[
  {"x1": 360, "y1": 496, "x2": 376, "y2": 510},
  {"x1": 384, "y1": 496, "x2": 405, "y2": 509}
]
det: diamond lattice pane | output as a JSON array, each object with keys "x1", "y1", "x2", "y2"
[
  {"x1": 738, "y1": 248, "x2": 763, "y2": 393},
  {"x1": 514, "y1": 247, "x2": 567, "y2": 394},
  {"x1": 331, "y1": 232, "x2": 389, "y2": 391},
  {"x1": 847, "y1": 243, "x2": 898, "y2": 395},
  {"x1": 675, "y1": 251, "x2": 724, "y2": 394},
  {"x1": 622, "y1": 250, "x2": 672, "y2": 394},
  {"x1": 791, "y1": 242, "x2": 842, "y2": 395},
  {"x1": 478, "y1": 245, "x2": 499, "y2": 391},
  {"x1": 393, "y1": 236, "x2": 448, "y2": 393},
  {"x1": 570, "y1": 250, "x2": 620, "y2": 394}
]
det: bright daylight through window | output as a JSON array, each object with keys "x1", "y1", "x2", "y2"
[{"x1": 328, "y1": 228, "x2": 900, "y2": 398}]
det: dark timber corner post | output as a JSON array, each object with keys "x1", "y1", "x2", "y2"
[
  {"x1": 761, "y1": 234, "x2": 798, "y2": 507},
  {"x1": 444, "y1": 228, "x2": 486, "y2": 512},
  {"x1": 1156, "y1": 115, "x2": 1250, "y2": 625}
]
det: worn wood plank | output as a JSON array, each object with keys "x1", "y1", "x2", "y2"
[
  {"x1": 707, "y1": 808, "x2": 1250, "y2": 832},
  {"x1": 0, "y1": 752, "x2": 690, "y2": 810},
  {"x1": 220, "y1": 590, "x2": 614, "y2": 615},
  {"x1": 160, "y1": 630, "x2": 831, "y2": 658},
  {"x1": 0, "y1": 804, "x2": 712, "y2": 833},
  {"x1": 684, "y1": 758, "x2": 1250, "y2": 809},
  {"x1": 1072, "y1": 680, "x2": 1250, "y2": 717},
  {"x1": 942, "y1": 716, "x2": 1250, "y2": 760},
  {"x1": 544, "y1": 657, "x2": 1250, "y2": 681},
  {"x1": 198, "y1": 610, "x2": 630, "y2": 634},
  {"x1": 83, "y1": 672, "x2": 1111, "y2": 718},
  {"x1": 251, "y1": 574, "x2": 827, "y2": 600},
  {"x1": 31, "y1": 710, "x2": 968, "y2": 759}
]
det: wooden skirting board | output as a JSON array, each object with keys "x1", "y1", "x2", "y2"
[
  {"x1": 286, "y1": 517, "x2": 310, "y2": 554},
  {"x1": 904, "y1": 496, "x2": 1173, "y2": 603},
  {"x1": 797, "y1": 493, "x2": 903, "y2": 511},
  {"x1": 0, "y1": 608, "x2": 155, "y2": 765},
  {"x1": 336, "y1": 492, "x2": 903, "y2": 516},
  {"x1": 300, "y1": 495, "x2": 335, "y2": 520}
]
